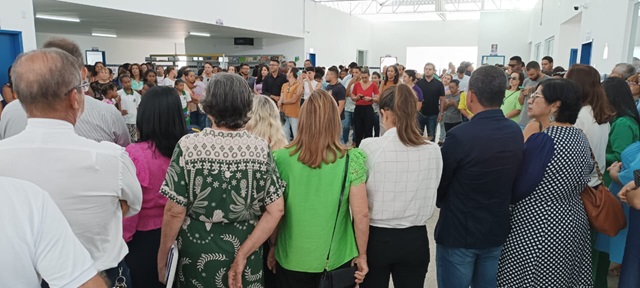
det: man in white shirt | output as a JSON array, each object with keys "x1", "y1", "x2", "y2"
[
  {"x1": 0, "y1": 48, "x2": 142, "y2": 287},
  {"x1": 117, "y1": 74, "x2": 142, "y2": 141},
  {"x1": 0, "y1": 38, "x2": 131, "y2": 146},
  {"x1": 455, "y1": 66, "x2": 470, "y2": 92},
  {"x1": 202, "y1": 62, "x2": 214, "y2": 83},
  {"x1": 0, "y1": 177, "x2": 108, "y2": 288}
]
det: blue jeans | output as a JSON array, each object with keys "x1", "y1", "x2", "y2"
[
  {"x1": 418, "y1": 113, "x2": 438, "y2": 140},
  {"x1": 436, "y1": 244, "x2": 502, "y2": 288},
  {"x1": 282, "y1": 116, "x2": 299, "y2": 142},
  {"x1": 341, "y1": 111, "x2": 353, "y2": 144}
]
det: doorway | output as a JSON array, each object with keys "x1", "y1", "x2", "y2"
[
  {"x1": 357, "y1": 50, "x2": 367, "y2": 66},
  {"x1": 580, "y1": 41, "x2": 593, "y2": 65},
  {"x1": 569, "y1": 48, "x2": 579, "y2": 67},
  {"x1": 0, "y1": 30, "x2": 23, "y2": 86},
  {"x1": 307, "y1": 53, "x2": 316, "y2": 66}
]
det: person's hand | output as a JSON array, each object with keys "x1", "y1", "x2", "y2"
[
  {"x1": 438, "y1": 113, "x2": 443, "y2": 123},
  {"x1": 363, "y1": 96, "x2": 373, "y2": 102},
  {"x1": 267, "y1": 247, "x2": 277, "y2": 273},
  {"x1": 619, "y1": 180, "x2": 637, "y2": 203},
  {"x1": 608, "y1": 162, "x2": 623, "y2": 181},
  {"x1": 121, "y1": 109, "x2": 128, "y2": 116},
  {"x1": 228, "y1": 256, "x2": 247, "y2": 288},
  {"x1": 278, "y1": 102, "x2": 283, "y2": 109},
  {"x1": 352, "y1": 255, "x2": 368, "y2": 285},
  {"x1": 158, "y1": 262, "x2": 167, "y2": 284}
]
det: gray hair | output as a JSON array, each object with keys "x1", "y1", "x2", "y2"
[
  {"x1": 613, "y1": 63, "x2": 636, "y2": 79},
  {"x1": 468, "y1": 65, "x2": 507, "y2": 108},
  {"x1": 12, "y1": 48, "x2": 82, "y2": 114},
  {"x1": 202, "y1": 73, "x2": 252, "y2": 129},
  {"x1": 42, "y1": 38, "x2": 84, "y2": 67}
]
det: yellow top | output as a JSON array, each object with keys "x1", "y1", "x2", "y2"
[{"x1": 457, "y1": 92, "x2": 474, "y2": 118}]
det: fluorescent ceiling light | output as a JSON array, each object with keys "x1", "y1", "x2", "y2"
[
  {"x1": 189, "y1": 32, "x2": 211, "y2": 37},
  {"x1": 35, "y1": 14, "x2": 80, "y2": 22},
  {"x1": 92, "y1": 32, "x2": 117, "y2": 38}
]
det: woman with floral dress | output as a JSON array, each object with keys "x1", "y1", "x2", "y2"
[{"x1": 157, "y1": 73, "x2": 286, "y2": 288}]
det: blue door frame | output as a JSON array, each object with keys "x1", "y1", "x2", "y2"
[{"x1": 0, "y1": 29, "x2": 24, "y2": 88}]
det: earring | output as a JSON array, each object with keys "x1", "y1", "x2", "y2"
[{"x1": 549, "y1": 113, "x2": 556, "y2": 123}]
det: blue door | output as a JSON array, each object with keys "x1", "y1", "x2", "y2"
[
  {"x1": 569, "y1": 48, "x2": 579, "y2": 67},
  {"x1": 307, "y1": 53, "x2": 316, "y2": 66},
  {"x1": 0, "y1": 30, "x2": 23, "y2": 87},
  {"x1": 580, "y1": 41, "x2": 593, "y2": 65}
]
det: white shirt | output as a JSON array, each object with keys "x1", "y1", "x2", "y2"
[
  {"x1": 0, "y1": 96, "x2": 131, "y2": 146},
  {"x1": 162, "y1": 77, "x2": 176, "y2": 87},
  {"x1": 0, "y1": 119, "x2": 143, "y2": 271},
  {"x1": 455, "y1": 74, "x2": 470, "y2": 92},
  {"x1": 303, "y1": 79, "x2": 319, "y2": 100},
  {"x1": 180, "y1": 91, "x2": 192, "y2": 109},
  {"x1": 574, "y1": 105, "x2": 610, "y2": 187},
  {"x1": 117, "y1": 89, "x2": 142, "y2": 125},
  {"x1": 0, "y1": 177, "x2": 97, "y2": 288},
  {"x1": 360, "y1": 128, "x2": 443, "y2": 228},
  {"x1": 157, "y1": 76, "x2": 165, "y2": 83}
]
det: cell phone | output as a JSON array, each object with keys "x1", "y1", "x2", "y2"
[{"x1": 634, "y1": 169, "x2": 640, "y2": 188}]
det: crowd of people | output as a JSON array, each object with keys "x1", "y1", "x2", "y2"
[{"x1": 2, "y1": 36, "x2": 640, "y2": 288}]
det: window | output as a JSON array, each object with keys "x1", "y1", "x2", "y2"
[
  {"x1": 534, "y1": 42, "x2": 542, "y2": 62},
  {"x1": 544, "y1": 37, "x2": 555, "y2": 58}
]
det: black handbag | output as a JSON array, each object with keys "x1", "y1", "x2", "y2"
[{"x1": 318, "y1": 153, "x2": 357, "y2": 288}]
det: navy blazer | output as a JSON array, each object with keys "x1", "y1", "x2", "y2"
[{"x1": 435, "y1": 109, "x2": 524, "y2": 249}]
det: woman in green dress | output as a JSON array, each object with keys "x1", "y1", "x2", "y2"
[
  {"x1": 267, "y1": 90, "x2": 370, "y2": 287},
  {"x1": 157, "y1": 73, "x2": 286, "y2": 288}
]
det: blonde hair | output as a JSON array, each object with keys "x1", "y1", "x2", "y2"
[
  {"x1": 287, "y1": 90, "x2": 346, "y2": 168},
  {"x1": 246, "y1": 94, "x2": 287, "y2": 150}
]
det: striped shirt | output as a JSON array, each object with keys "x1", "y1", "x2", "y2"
[{"x1": 0, "y1": 96, "x2": 130, "y2": 147}]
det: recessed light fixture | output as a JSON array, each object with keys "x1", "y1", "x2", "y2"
[
  {"x1": 92, "y1": 32, "x2": 117, "y2": 38},
  {"x1": 189, "y1": 32, "x2": 211, "y2": 37},
  {"x1": 35, "y1": 14, "x2": 80, "y2": 22}
]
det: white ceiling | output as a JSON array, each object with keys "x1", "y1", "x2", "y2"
[{"x1": 33, "y1": 0, "x2": 293, "y2": 40}]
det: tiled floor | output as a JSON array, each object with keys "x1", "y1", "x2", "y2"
[{"x1": 388, "y1": 209, "x2": 620, "y2": 287}]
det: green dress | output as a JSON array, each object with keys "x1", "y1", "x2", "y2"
[
  {"x1": 273, "y1": 147, "x2": 367, "y2": 273},
  {"x1": 161, "y1": 128, "x2": 285, "y2": 288},
  {"x1": 604, "y1": 116, "x2": 640, "y2": 186}
]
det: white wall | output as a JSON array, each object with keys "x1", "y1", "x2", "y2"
[
  {"x1": 528, "y1": 0, "x2": 636, "y2": 72},
  {"x1": 185, "y1": 36, "x2": 305, "y2": 63},
  {"x1": 36, "y1": 32, "x2": 185, "y2": 65},
  {"x1": 369, "y1": 19, "x2": 480, "y2": 67},
  {"x1": 477, "y1": 11, "x2": 532, "y2": 66},
  {"x1": 0, "y1": 0, "x2": 37, "y2": 51},
  {"x1": 60, "y1": 0, "x2": 304, "y2": 38},
  {"x1": 303, "y1": 0, "x2": 373, "y2": 67}
]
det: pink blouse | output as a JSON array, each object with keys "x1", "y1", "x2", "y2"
[{"x1": 122, "y1": 141, "x2": 171, "y2": 242}]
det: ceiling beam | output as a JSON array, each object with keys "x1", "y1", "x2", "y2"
[
  {"x1": 437, "y1": 12, "x2": 447, "y2": 20},
  {"x1": 350, "y1": 2, "x2": 361, "y2": 13}
]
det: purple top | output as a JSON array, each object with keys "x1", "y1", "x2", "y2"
[
  {"x1": 122, "y1": 141, "x2": 171, "y2": 242},
  {"x1": 413, "y1": 85, "x2": 424, "y2": 102}
]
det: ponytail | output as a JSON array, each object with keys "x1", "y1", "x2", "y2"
[{"x1": 392, "y1": 84, "x2": 428, "y2": 146}]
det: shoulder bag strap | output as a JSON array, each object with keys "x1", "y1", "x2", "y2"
[
  {"x1": 324, "y1": 152, "x2": 350, "y2": 270},
  {"x1": 579, "y1": 129, "x2": 603, "y2": 182}
]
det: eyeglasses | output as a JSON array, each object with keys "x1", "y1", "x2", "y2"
[
  {"x1": 529, "y1": 91, "x2": 544, "y2": 100},
  {"x1": 65, "y1": 82, "x2": 90, "y2": 95},
  {"x1": 509, "y1": 77, "x2": 518, "y2": 81}
]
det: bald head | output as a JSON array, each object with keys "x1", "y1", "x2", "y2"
[
  {"x1": 42, "y1": 38, "x2": 83, "y2": 68},
  {"x1": 12, "y1": 48, "x2": 83, "y2": 117},
  {"x1": 612, "y1": 63, "x2": 636, "y2": 80}
]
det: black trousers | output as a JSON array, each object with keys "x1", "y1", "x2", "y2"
[
  {"x1": 360, "y1": 226, "x2": 430, "y2": 288},
  {"x1": 276, "y1": 261, "x2": 352, "y2": 288},
  {"x1": 353, "y1": 105, "x2": 375, "y2": 147},
  {"x1": 444, "y1": 121, "x2": 462, "y2": 133},
  {"x1": 125, "y1": 228, "x2": 164, "y2": 288}
]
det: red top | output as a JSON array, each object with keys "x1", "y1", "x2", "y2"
[{"x1": 353, "y1": 81, "x2": 380, "y2": 106}]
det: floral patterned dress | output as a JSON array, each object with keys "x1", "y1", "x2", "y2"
[{"x1": 161, "y1": 128, "x2": 285, "y2": 288}]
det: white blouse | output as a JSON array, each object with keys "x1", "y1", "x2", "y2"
[
  {"x1": 360, "y1": 128, "x2": 443, "y2": 228},
  {"x1": 574, "y1": 105, "x2": 610, "y2": 187}
]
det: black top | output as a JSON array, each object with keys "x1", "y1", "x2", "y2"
[
  {"x1": 416, "y1": 77, "x2": 445, "y2": 116},
  {"x1": 326, "y1": 83, "x2": 346, "y2": 120},
  {"x1": 435, "y1": 109, "x2": 524, "y2": 249},
  {"x1": 262, "y1": 73, "x2": 287, "y2": 97}
]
